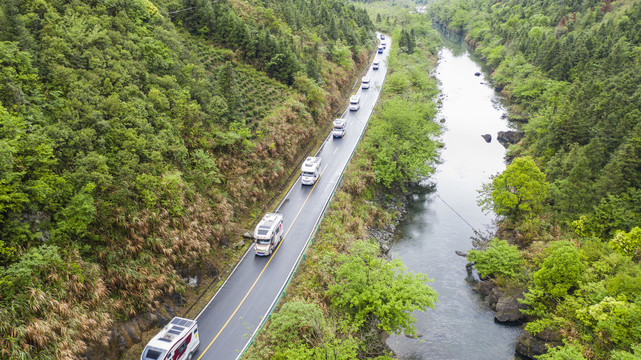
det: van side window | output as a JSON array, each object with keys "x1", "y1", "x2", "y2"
[{"x1": 173, "y1": 334, "x2": 191, "y2": 359}]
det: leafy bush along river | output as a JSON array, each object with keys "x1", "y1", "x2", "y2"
[
  {"x1": 0, "y1": 0, "x2": 376, "y2": 358},
  {"x1": 429, "y1": 0, "x2": 641, "y2": 358}
]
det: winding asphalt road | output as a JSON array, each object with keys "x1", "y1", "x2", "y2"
[{"x1": 193, "y1": 34, "x2": 391, "y2": 360}]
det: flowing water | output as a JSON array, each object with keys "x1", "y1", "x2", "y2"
[{"x1": 385, "y1": 31, "x2": 524, "y2": 359}]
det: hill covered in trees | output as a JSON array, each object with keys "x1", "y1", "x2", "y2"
[
  {"x1": 0, "y1": 0, "x2": 374, "y2": 358},
  {"x1": 428, "y1": 0, "x2": 641, "y2": 358}
]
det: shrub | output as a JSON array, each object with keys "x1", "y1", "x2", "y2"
[{"x1": 467, "y1": 238, "x2": 524, "y2": 279}]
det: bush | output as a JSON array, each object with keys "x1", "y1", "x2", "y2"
[{"x1": 468, "y1": 238, "x2": 524, "y2": 279}]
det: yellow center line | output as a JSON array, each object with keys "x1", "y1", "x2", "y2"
[{"x1": 197, "y1": 160, "x2": 334, "y2": 359}]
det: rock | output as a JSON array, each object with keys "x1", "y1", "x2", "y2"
[
  {"x1": 497, "y1": 130, "x2": 525, "y2": 145},
  {"x1": 494, "y1": 85, "x2": 504, "y2": 92},
  {"x1": 465, "y1": 262, "x2": 474, "y2": 269},
  {"x1": 188, "y1": 276, "x2": 198, "y2": 287},
  {"x1": 455, "y1": 250, "x2": 468, "y2": 257},
  {"x1": 494, "y1": 292, "x2": 526, "y2": 322},
  {"x1": 405, "y1": 332, "x2": 424, "y2": 338},
  {"x1": 474, "y1": 72, "x2": 481, "y2": 76},
  {"x1": 481, "y1": 134, "x2": 492, "y2": 143},
  {"x1": 380, "y1": 244, "x2": 390, "y2": 254},
  {"x1": 474, "y1": 280, "x2": 505, "y2": 308},
  {"x1": 170, "y1": 293, "x2": 186, "y2": 306},
  {"x1": 439, "y1": 118, "x2": 446, "y2": 123},
  {"x1": 488, "y1": 287, "x2": 503, "y2": 309},
  {"x1": 474, "y1": 279, "x2": 493, "y2": 296},
  {"x1": 219, "y1": 236, "x2": 229, "y2": 247},
  {"x1": 233, "y1": 240, "x2": 245, "y2": 250},
  {"x1": 516, "y1": 332, "x2": 548, "y2": 359},
  {"x1": 242, "y1": 231, "x2": 253, "y2": 239},
  {"x1": 516, "y1": 328, "x2": 563, "y2": 359}
]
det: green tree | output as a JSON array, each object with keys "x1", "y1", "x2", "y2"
[
  {"x1": 536, "y1": 344, "x2": 586, "y2": 360},
  {"x1": 609, "y1": 227, "x2": 641, "y2": 256},
  {"x1": 533, "y1": 241, "x2": 583, "y2": 298},
  {"x1": 480, "y1": 156, "x2": 549, "y2": 221},
  {"x1": 468, "y1": 238, "x2": 524, "y2": 279},
  {"x1": 327, "y1": 240, "x2": 438, "y2": 336},
  {"x1": 365, "y1": 98, "x2": 439, "y2": 189}
]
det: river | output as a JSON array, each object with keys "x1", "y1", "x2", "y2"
[{"x1": 385, "y1": 31, "x2": 524, "y2": 359}]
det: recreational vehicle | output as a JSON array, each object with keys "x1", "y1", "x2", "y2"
[
  {"x1": 332, "y1": 119, "x2": 346, "y2": 138},
  {"x1": 349, "y1": 95, "x2": 360, "y2": 111},
  {"x1": 253, "y1": 213, "x2": 284, "y2": 256},
  {"x1": 361, "y1": 76, "x2": 370, "y2": 89},
  {"x1": 141, "y1": 317, "x2": 200, "y2": 360},
  {"x1": 301, "y1": 157, "x2": 322, "y2": 185}
]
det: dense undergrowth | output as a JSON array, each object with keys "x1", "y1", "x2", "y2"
[
  {"x1": 0, "y1": 0, "x2": 376, "y2": 358},
  {"x1": 245, "y1": 6, "x2": 444, "y2": 359},
  {"x1": 428, "y1": 0, "x2": 641, "y2": 358}
]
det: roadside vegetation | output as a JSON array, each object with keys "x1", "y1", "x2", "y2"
[
  {"x1": 428, "y1": 0, "x2": 641, "y2": 358},
  {"x1": 0, "y1": 0, "x2": 376, "y2": 358},
  {"x1": 246, "y1": 5, "x2": 443, "y2": 359}
]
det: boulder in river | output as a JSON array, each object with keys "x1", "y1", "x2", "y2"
[
  {"x1": 494, "y1": 292, "x2": 526, "y2": 322},
  {"x1": 497, "y1": 130, "x2": 525, "y2": 145},
  {"x1": 516, "y1": 327, "x2": 563, "y2": 359},
  {"x1": 494, "y1": 85, "x2": 504, "y2": 92},
  {"x1": 481, "y1": 134, "x2": 492, "y2": 143},
  {"x1": 474, "y1": 279, "x2": 503, "y2": 309},
  {"x1": 474, "y1": 72, "x2": 482, "y2": 76},
  {"x1": 455, "y1": 250, "x2": 468, "y2": 257}
]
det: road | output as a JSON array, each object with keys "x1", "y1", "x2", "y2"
[{"x1": 194, "y1": 34, "x2": 391, "y2": 360}]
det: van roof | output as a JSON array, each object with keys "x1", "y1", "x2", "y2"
[
  {"x1": 255, "y1": 213, "x2": 283, "y2": 237},
  {"x1": 333, "y1": 118, "x2": 345, "y2": 126},
  {"x1": 145, "y1": 317, "x2": 196, "y2": 351},
  {"x1": 350, "y1": 95, "x2": 360, "y2": 102},
  {"x1": 362, "y1": 76, "x2": 370, "y2": 82},
  {"x1": 302, "y1": 157, "x2": 321, "y2": 171}
]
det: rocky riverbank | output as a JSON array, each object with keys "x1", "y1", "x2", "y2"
[{"x1": 470, "y1": 264, "x2": 563, "y2": 359}]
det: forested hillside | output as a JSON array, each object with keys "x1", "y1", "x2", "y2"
[
  {"x1": 428, "y1": 0, "x2": 641, "y2": 358},
  {"x1": 0, "y1": 0, "x2": 373, "y2": 358}
]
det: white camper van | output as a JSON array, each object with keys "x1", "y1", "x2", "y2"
[
  {"x1": 361, "y1": 76, "x2": 370, "y2": 89},
  {"x1": 301, "y1": 157, "x2": 322, "y2": 185},
  {"x1": 332, "y1": 119, "x2": 346, "y2": 138},
  {"x1": 372, "y1": 61, "x2": 379, "y2": 70},
  {"x1": 141, "y1": 317, "x2": 200, "y2": 360},
  {"x1": 349, "y1": 95, "x2": 360, "y2": 111},
  {"x1": 253, "y1": 213, "x2": 284, "y2": 256}
]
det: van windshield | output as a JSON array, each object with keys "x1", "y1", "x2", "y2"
[
  {"x1": 143, "y1": 347, "x2": 166, "y2": 360},
  {"x1": 256, "y1": 236, "x2": 272, "y2": 245},
  {"x1": 302, "y1": 171, "x2": 315, "y2": 177}
]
